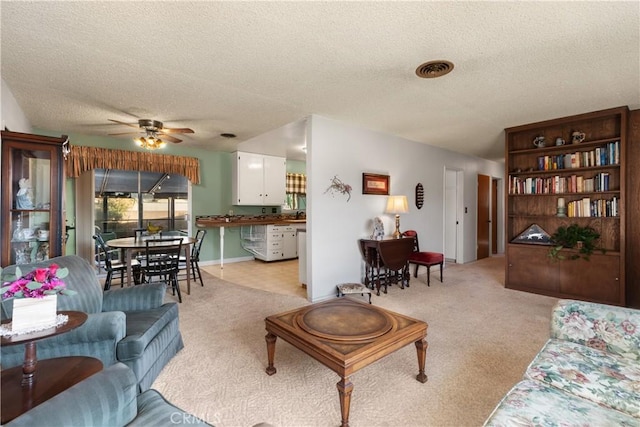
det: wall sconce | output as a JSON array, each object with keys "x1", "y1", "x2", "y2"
[{"x1": 385, "y1": 195, "x2": 409, "y2": 239}]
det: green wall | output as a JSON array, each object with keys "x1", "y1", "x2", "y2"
[{"x1": 37, "y1": 129, "x2": 303, "y2": 264}]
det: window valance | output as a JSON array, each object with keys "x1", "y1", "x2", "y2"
[{"x1": 66, "y1": 145, "x2": 200, "y2": 184}]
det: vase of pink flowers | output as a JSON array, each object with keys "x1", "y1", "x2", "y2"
[{"x1": 1, "y1": 264, "x2": 76, "y2": 333}]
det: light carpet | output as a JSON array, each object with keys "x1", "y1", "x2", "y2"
[{"x1": 153, "y1": 256, "x2": 558, "y2": 427}]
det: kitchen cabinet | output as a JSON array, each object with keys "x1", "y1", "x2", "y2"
[
  {"x1": 240, "y1": 224, "x2": 298, "y2": 261},
  {"x1": 1, "y1": 131, "x2": 68, "y2": 267},
  {"x1": 231, "y1": 152, "x2": 286, "y2": 206}
]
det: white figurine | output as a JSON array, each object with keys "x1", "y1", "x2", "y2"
[
  {"x1": 371, "y1": 217, "x2": 385, "y2": 240},
  {"x1": 16, "y1": 178, "x2": 34, "y2": 209}
]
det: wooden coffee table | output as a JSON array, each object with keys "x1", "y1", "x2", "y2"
[{"x1": 265, "y1": 298, "x2": 428, "y2": 427}]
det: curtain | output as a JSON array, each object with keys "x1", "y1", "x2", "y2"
[
  {"x1": 286, "y1": 173, "x2": 306, "y2": 194},
  {"x1": 286, "y1": 173, "x2": 306, "y2": 210},
  {"x1": 66, "y1": 145, "x2": 200, "y2": 184}
]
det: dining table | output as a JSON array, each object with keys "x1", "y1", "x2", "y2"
[{"x1": 106, "y1": 235, "x2": 197, "y2": 295}]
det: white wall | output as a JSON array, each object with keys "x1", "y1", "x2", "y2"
[
  {"x1": 1, "y1": 79, "x2": 32, "y2": 133},
  {"x1": 307, "y1": 115, "x2": 504, "y2": 302}
]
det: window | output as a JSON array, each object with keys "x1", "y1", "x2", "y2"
[{"x1": 94, "y1": 169, "x2": 188, "y2": 237}]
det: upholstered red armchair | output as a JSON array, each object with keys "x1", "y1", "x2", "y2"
[{"x1": 401, "y1": 230, "x2": 444, "y2": 286}]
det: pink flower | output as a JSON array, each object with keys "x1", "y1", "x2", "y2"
[
  {"x1": 621, "y1": 319, "x2": 636, "y2": 335},
  {"x1": 33, "y1": 268, "x2": 48, "y2": 283},
  {"x1": 1, "y1": 264, "x2": 71, "y2": 300}
]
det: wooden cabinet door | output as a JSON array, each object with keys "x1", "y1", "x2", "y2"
[
  {"x1": 506, "y1": 245, "x2": 559, "y2": 293},
  {"x1": 235, "y1": 152, "x2": 264, "y2": 205},
  {"x1": 262, "y1": 154, "x2": 286, "y2": 206},
  {"x1": 559, "y1": 253, "x2": 622, "y2": 305}
]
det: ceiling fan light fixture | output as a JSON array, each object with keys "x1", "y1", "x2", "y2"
[{"x1": 135, "y1": 133, "x2": 166, "y2": 150}]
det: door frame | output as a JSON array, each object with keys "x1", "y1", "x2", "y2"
[{"x1": 443, "y1": 167, "x2": 464, "y2": 264}]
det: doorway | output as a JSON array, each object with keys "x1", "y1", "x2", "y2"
[{"x1": 444, "y1": 168, "x2": 462, "y2": 263}]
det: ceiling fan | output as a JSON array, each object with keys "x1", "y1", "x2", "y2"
[{"x1": 108, "y1": 119, "x2": 194, "y2": 145}]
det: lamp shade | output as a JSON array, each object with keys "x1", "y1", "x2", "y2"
[{"x1": 386, "y1": 195, "x2": 409, "y2": 214}]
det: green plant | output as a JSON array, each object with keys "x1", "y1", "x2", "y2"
[{"x1": 548, "y1": 224, "x2": 604, "y2": 261}]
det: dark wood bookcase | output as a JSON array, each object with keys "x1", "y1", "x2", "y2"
[{"x1": 504, "y1": 106, "x2": 628, "y2": 305}]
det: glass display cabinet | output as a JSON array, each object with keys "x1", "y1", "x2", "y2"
[{"x1": 1, "y1": 131, "x2": 69, "y2": 267}]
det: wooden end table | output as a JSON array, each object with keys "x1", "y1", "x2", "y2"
[
  {"x1": 1, "y1": 311, "x2": 103, "y2": 424},
  {"x1": 265, "y1": 298, "x2": 428, "y2": 427}
]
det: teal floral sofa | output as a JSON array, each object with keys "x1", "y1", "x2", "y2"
[{"x1": 485, "y1": 299, "x2": 640, "y2": 426}]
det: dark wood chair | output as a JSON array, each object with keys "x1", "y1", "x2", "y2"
[
  {"x1": 401, "y1": 230, "x2": 444, "y2": 286},
  {"x1": 178, "y1": 229, "x2": 207, "y2": 286},
  {"x1": 140, "y1": 238, "x2": 183, "y2": 302},
  {"x1": 93, "y1": 234, "x2": 141, "y2": 290}
]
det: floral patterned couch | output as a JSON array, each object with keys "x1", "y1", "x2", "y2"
[{"x1": 484, "y1": 299, "x2": 640, "y2": 426}]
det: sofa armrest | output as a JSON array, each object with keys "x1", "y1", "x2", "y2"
[
  {"x1": 0, "y1": 312, "x2": 126, "y2": 369},
  {"x1": 102, "y1": 283, "x2": 166, "y2": 312},
  {"x1": 4, "y1": 363, "x2": 138, "y2": 427},
  {"x1": 550, "y1": 299, "x2": 640, "y2": 360}
]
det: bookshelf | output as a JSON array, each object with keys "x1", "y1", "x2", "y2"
[{"x1": 505, "y1": 107, "x2": 628, "y2": 305}]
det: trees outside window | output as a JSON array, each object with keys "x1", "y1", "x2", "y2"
[{"x1": 94, "y1": 169, "x2": 188, "y2": 237}]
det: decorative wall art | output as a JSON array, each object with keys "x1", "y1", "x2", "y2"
[
  {"x1": 415, "y1": 183, "x2": 424, "y2": 209},
  {"x1": 362, "y1": 173, "x2": 389, "y2": 195},
  {"x1": 324, "y1": 175, "x2": 352, "y2": 202}
]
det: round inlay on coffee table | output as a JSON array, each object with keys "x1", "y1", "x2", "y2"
[{"x1": 295, "y1": 301, "x2": 394, "y2": 341}]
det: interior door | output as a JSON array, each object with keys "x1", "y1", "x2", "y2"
[
  {"x1": 477, "y1": 174, "x2": 490, "y2": 260},
  {"x1": 492, "y1": 178, "x2": 498, "y2": 254}
]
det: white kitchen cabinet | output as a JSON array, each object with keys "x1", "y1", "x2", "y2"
[
  {"x1": 240, "y1": 224, "x2": 298, "y2": 261},
  {"x1": 231, "y1": 152, "x2": 286, "y2": 206}
]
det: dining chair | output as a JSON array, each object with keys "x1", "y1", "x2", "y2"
[
  {"x1": 94, "y1": 231, "x2": 119, "y2": 273},
  {"x1": 178, "y1": 229, "x2": 207, "y2": 286},
  {"x1": 92, "y1": 234, "x2": 141, "y2": 291},
  {"x1": 140, "y1": 238, "x2": 183, "y2": 302},
  {"x1": 401, "y1": 230, "x2": 444, "y2": 286}
]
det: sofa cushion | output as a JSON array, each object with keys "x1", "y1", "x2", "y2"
[
  {"x1": 526, "y1": 338, "x2": 640, "y2": 417},
  {"x1": 117, "y1": 303, "x2": 179, "y2": 361},
  {"x1": 484, "y1": 379, "x2": 639, "y2": 427},
  {"x1": 127, "y1": 389, "x2": 212, "y2": 426},
  {"x1": 551, "y1": 299, "x2": 640, "y2": 361}
]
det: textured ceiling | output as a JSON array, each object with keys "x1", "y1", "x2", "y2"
[{"x1": 1, "y1": 1, "x2": 639, "y2": 162}]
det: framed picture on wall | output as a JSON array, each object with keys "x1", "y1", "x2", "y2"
[{"x1": 362, "y1": 173, "x2": 390, "y2": 195}]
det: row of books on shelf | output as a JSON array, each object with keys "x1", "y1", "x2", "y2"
[
  {"x1": 535, "y1": 141, "x2": 619, "y2": 171},
  {"x1": 509, "y1": 172, "x2": 613, "y2": 194},
  {"x1": 564, "y1": 196, "x2": 619, "y2": 218}
]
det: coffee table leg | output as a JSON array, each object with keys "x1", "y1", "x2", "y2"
[
  {"x1": 337, "y1": 377, "x2": 353, "y2": 427},
  {"x1": 265, "y1": 332, "x2": 277, "y2": 375},
  {"x1": 415, "y1": 338, "x2": 428, "y2": 383}
]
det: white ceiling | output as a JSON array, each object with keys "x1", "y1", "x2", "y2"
[{"x1": 1, "y1": 1, "x2": 639, "y2": 162}]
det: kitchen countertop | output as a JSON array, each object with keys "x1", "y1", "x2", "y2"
[{"x1": 196, "y1": 215, "x2": 306, "y2": 228}]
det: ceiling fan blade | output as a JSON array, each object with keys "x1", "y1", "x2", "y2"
[
  {"x1": 108, "y1": 119, "x2": 139, "y2": 128},
  {"x1": 161, "y1": 127, "x2": 194, "y2": 134},
  {"x1": 159, "y1": 133, "x2": 182, "y2": 143},
  {"x1": 108, "y1": 131, "x2": 142, "y2": 136}
]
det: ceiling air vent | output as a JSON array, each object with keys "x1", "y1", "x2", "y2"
[{"x1": 415, "y1": 60, "x2": 454, "y2": 79}]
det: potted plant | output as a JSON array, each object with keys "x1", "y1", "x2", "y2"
[{"x1": 548, "y1": 224, "x2": 604, "y2": 261}]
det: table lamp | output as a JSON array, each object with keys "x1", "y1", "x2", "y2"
[{"x1": 385, "y1": 195, "x2": 409, "y2": 239}]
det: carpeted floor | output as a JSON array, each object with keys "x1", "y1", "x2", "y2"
[{"x1": 152, "y1": 256, "x2": 558, "y2": 427}]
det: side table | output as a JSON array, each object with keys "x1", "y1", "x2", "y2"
[{"x1": 0, "y1": 311, "x2": 103, "y2": 424}]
